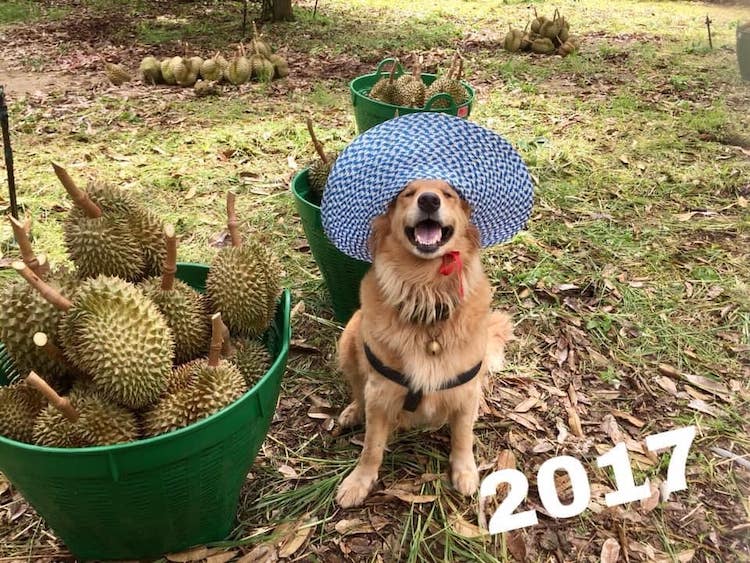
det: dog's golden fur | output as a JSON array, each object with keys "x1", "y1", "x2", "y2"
[{"x1": 335, "y1": 179, "x2": 514, "y2": 508}]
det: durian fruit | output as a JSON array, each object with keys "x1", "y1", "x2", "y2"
[
  {"x1": 194, "y1": 79, "x2": 219, "y2": 97},
  {"x1": 200, "y1": 52, "x2": 226, "y2": 82},
  {"x1": 424, "y1": 54, "x2": 469, "y2": 109},
  {"x1": 231, "y1": 338, "x2": 271, "y2": 387},
  {"x1": 0, "y1": 380, "x2": 46, "y2": 443},
  {"x1": 143, "y1": 313, "x2": 246, "y2": 437},
  {"x1": 161, "y1": 58, "x2": 177, "y2": 85},
  {"x1": 55, "y1": 163, "x2": 165, "y2": 281},
  {"x1": 557, "y1": 39, "x2": 577, "y2": 57},
  {"x1": 305, "y1": 118, "x2": 338, "y2": 202},
  {"x1": 530, "y1": 8, "x2": 548, "y2": 34},
  {"x1": 105, "y1": 63, "x2": 132, "y2": 86},
  {"x1": 206, "y1": 192, "x2": 281, "y2": 337},
  {"x1": 14, "y1": 262, "x2": 174, "y2": 410},
  {"x1": 393, "y1": 55, "x2": 427, "y2": 108},
  {"x1": 268, "y1": 53, "x2": 289, "y2": 79},
  {"x1": 139, "y1": 56, "x2": 162, "y2": 85},
  {"x1": 369, "y1": 62, "x2": 399, "y2": 105},
  {"x1": 226, "y1": 45, "x2": 252, "y2": 85},
  {"x1": 532, "y1": 37, "x2": 556, "y2": 55},
  {"x1": 0, "y1": 219, "x2": 74, "y2": 390},
  {"x1": 251, "y1": 49, "x2": 275, "y2": 83},
  {"x1": 170, "y1": 56, "x2": 190, "y2": 86},
  {"x1": 250, "y1": 22, "x2": 272, "y2": 58},
  {"x1": 140, "y1": 225, "x2": 211, "y2": 365},
  {"x1": 504, "y1": 25, "x2": 524, "y2": 53},
  {"x1": 29, "y1": 373, "x2": 139, "y2": 448}
]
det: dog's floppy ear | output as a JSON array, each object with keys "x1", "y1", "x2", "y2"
[{"x1": 368, "y1": 209, "x2": 392, "y2": 258}]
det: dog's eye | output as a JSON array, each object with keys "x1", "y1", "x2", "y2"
[
  {"x1": 402, "y1": 190, "x2": 416, "y2": 199},
  {"x1": 441, "y1": 191, "x2": 454, "y2": 199}
]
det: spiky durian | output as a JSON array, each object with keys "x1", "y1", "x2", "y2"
[
  {"x1": 206, "y1": 193, "x2": 281, "y2": 337},
  {"x1": 14, "y1": 263, "x2": 174, "y2": 410},
  {"x1": 252, "y1": 55, "x2": 275, "y2": 83},
  {"x1": 140, "y1": 226, "x2": 211, "y2": 364},
  {"x1": 504, "y1": 26, "x2": 524, "y2": 53},
  {"x1": 250, "y1": 22, "x2": 272, "y2": 57},
  {"x1": 55, "y1": 163, "x2": 165, "y2": 281},
  {"x1": 139, "y1": 56, "x2": 162, "y2": 85},
  {"x1": 0, "y1": 382, "x2": 45, "y2": 443},
  {"x1": 143, "y1": 314, "x2": 246, "y2": 437},
  {"x1": 304, "y1": 118, "x2": 337, "y2": 202},
  {"x1": 268, "y1": 54, "x2": 289, "y2": 78},
  {"x1": 200, "y1": 53, "x2": 226, "y2": 81},
  {"x1": 105, "y1": 63, "x2": 131, "y2": 86},
  {"x1": 532, "y1": 37, "x2": 556, "y2": 54},
  {"x1": 161, "y1": 58, "x2": 177, "y2": 85},
  {"x1": 226, "y1": 47, "x2": 251, "y2": 85},
  {"x1": 369, "y1": 62, "x2": 399, "y2": 105},
  {"x1": 231, "y1": 339, "x2": 271, "y2": 387},
  {"x1": 393, "y1": 56, "x2": 427, "y2": 108},
  {"x1": 31, "y1": 375, "x2": 138, "y2": 447},
  {"x1": 424, "y1": 55, "x2": 468, "y2": 108}
]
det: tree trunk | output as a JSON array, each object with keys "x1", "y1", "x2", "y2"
[{"x1": 272, "y1": 0, "x2": 293, "y2": 21}]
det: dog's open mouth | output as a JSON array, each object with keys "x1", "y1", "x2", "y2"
[{"x1": 405, "y1": 220, "x2": 454, "y2": 253}]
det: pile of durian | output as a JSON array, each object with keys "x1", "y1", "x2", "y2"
[
  {"x1": 0, "y1": 167, "x2": 280, "y2": 448},
  {"x1": 106, "y1": 25, "x2": 289, "y2": 94},
  {"x1": 367, "y1": 53, "x2": 469, "y2": 110},
  {"x1": 504, "y1": 9, "x2": 581, "y2": 57}
]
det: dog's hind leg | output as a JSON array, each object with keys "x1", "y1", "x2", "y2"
[
  {"x1": 449, "y1": 404, "x2": 480, "y2": 496},
  {"x1": 485, "y1": 311, "x2": 514, "y2": 374},
  {"x1": 337, "y1": 311, "x2": 365, "y2": 429}
]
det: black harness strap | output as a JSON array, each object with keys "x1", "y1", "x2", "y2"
[{"x1": 363, "y1": 343, "x2": 482, "y2": 412}]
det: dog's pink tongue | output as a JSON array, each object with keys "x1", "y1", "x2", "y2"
[{"x1": 415, "y1": 223, "x2": 442, "y2": 246}]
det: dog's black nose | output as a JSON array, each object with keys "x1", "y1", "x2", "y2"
[{"x1": 417, "y1": 192, "x2": 441, "y2": 213}]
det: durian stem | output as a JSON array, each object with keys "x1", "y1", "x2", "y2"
[
  {"x1": 253, "y1": 21, "x2": 261, "y2": 39},
  {"x1": 306, "y1": 118, "x2": 329, "y2": 165},
  {"x1": 161, "y1": 224, "x2": 178, "y2": 291},
  {"x1": 8, "y1": 216, "x2": 48, "y2": 277},
  {"x1": 208, "y1": 313, "x2": 225, "y2": 367},
  {"x1": 220, "y1": 322, "x2": 236, "y2": 357},
  {"x1": 387, "y1": 60, "x2": 397, "y2": 84},
  {"x1": 12, "y1": 261, "x2": 72, "y2": 311},
  {"x1": 33, "y1": 332, "x2": 69, "y2": 367},
  {"x1": 455, "y1": 57, "x2": 464, "y2": 82},
  {"x1": 51, "y1": 162, "x2": 102, "y2": 219},
  {"x1": 226, "y1": 191, "x2": 242, "y2": 248},
  {"x1": 413, "y1": 54, "x2": 423, "y2": 79},
  {"x1": 25, "y1": 371, "x2": 79, "y2": 422}
]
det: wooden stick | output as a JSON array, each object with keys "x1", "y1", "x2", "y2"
[
  {"x1": 51, "y1": 162, "x2": 102, "y2": 219},
  {"x1": 226, "y1": 191, "x2": 242, "y2": 248},
  {"x1": 12, "y1": 261, "x2": 72, "y2": 311},
  {"x1": 33, "y1": 332, "x2": 69, "y2": 366},
  {"x1": 705, "y1": 15, "x2": 713, "y2": 49},
  {"x1": 25, "y1": 371, "x2": 79, "y2": 422},
  {"x1": 8, "y1": 216, "x2": 48, "y2": 276},
  {"x1": 161, "y1": 224, "x2": 178, "y2": 291},
  {"x1": 306, "y1": 118, "x2": 329, "y2": 165},
  {"x1": 208, "y1": 313, "x2": 225, "y2": 367}
]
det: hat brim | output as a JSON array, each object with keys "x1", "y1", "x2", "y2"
[{"x1": 321, "y1": 113, "x2": 533, "y2": 262}]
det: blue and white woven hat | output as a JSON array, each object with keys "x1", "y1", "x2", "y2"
[{"x1": 321, "y1": 112, "x2": 533, "y2": 262}]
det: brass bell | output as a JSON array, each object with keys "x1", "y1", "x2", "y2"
[{"x1": 427, "y1": 340, "x2": 442, "y2": 355}]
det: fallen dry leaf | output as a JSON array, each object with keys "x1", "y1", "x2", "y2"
[
  {"x1": 236, "y1": 544, "x2": 277, "y2": 563},
  {"x1": 335, "y1": 518, "x2": 372, "y2": 535},
  {"x1": 378, "y1": 489, "x2": 437, "y2": 504},
  {"x1": 277, "y1": 464, "x2": 298, "y2": 479},
  {"x1": 658, "y1": 364, "x2": 680, "y2": 378},
  {"x1": 610, "y1": 409, "x2": 645, "y2": 428},
  {"x1": 206, "y1": 551, "x2": 238, "y2": 563},
  {"x1": 600, "y1": 537, "x2": 621, "y2": 563},
  {"x1": 514, "y1": 397, "x2": 539, "y2": 413},
  {"x1": 688, "y1": 399, "x2": 723, "y2": 417},
  {"x1": 655, "y1": 376, "x2": 678, "y2": 396},
  {"x1": 277, "y1": 519, "x2": 315, "y2": 558},
  {"x1": 683, "y1": 374, "x2": 731, "y2": 402},
  {"x1": 640, "y1": 480, "x2": 661, "y2": 513},
  {"x1": 506, "y1": 530, "x2": 527, "y2": 561},
  {"x1": 567, "y1": 406, "x2": 584, "y2": 438},
  {"x1": 448, "y1": 513, "x2": 488, "y2": 538},
  {"x1": 165, "y1": 546, "x2": 209, "y2": 562}
]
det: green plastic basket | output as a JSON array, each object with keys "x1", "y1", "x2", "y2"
[
  {"x1": 349, "y1": 58, "x2": 476, "y2": 134},
  {"x1": 291, "y1": 169, "x2": 370, "y2": 323},
  {"x1": 0, "y1": 263, "x2": 291, "y2": 561}
]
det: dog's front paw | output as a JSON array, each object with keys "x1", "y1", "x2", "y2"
[
  {"x1": 338, "y1": 402, "x2": 363, "y2": 429},
  {"x1": 451, "y1": 462, "x2": 479, "y2": 496},
  {"x1": 336, "y1": 469, "x2": 377, "y2": 508}
]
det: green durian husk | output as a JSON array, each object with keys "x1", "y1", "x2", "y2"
[
  {"x1": 60, "y1": 275, "x2": 174, "y2": 409},
  {"x1": 253, "y1": 58, "x2": 275, "y2": 82},
  {"x1": 200, "y1": 58, "x2": 224, "y2": 82},
  {"x1": 393, "y1": 75, "x2": 426, "y2": 107},
  {"x1": 105, "y1": 63, "x2": 131, "y2": 86},
  {"x1": 504, "y1": 29, "x2": 524, "y2": 53},
  {"x1": 532, "y1": 37, "x2": 556, "y2": 54},
  {"x1": 0, "y1": 383, "x2": 46, "y2": 443},
  {"x1": 140, "y1": 278, "x2": 211, "y2": 365},
  {"x1": 170, "y1": 57, "x2": 190, "y2": 85},
  {"x1": 307, "y1": 153, "x2": 338, "y2": 201},
  {"x1": 161, "y1": 59, "x2": 177, "y2": 84},
  {"x1": 0, "y1": 272, "x2": 76, "y2": 390},
  {"x1": 424, "y1": 76, "x2": 467, "y2": 108},
  {"x1": 139, "y1": 56, "x2": 162, "y2": 85},
  {"x1": 226, "y1": 56, "x2": 251, "y2": 85},
  {"x1": 369, "y1": 77, "x2": 398, "y2": 104},
  {"x1": 33, "y1": 386, "x2": 138, "y2": 447},
  {"x1": 231, "y1": 339, "x2": 272, "y2": 387},
  {"x1": 206, "y1": 240, "x2": 281, "y2": 338},
  {"x1": 268, "y1": 54, "x2": 289, "y2": 78},
  {"x1": 142, "y1": 359, "x2": 245, "y2": 437}
]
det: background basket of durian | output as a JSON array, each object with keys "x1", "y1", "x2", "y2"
[
  {"x1": 350, "y1": 54, "x2": 475, "y2": 134},
  {"x1": 0, "y1": 168, "x2": 291, "y2": 560}
]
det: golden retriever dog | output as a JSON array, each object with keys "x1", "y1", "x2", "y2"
[{"x1": 335, "y1": 178, "x2": 514, "y2": 508}]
